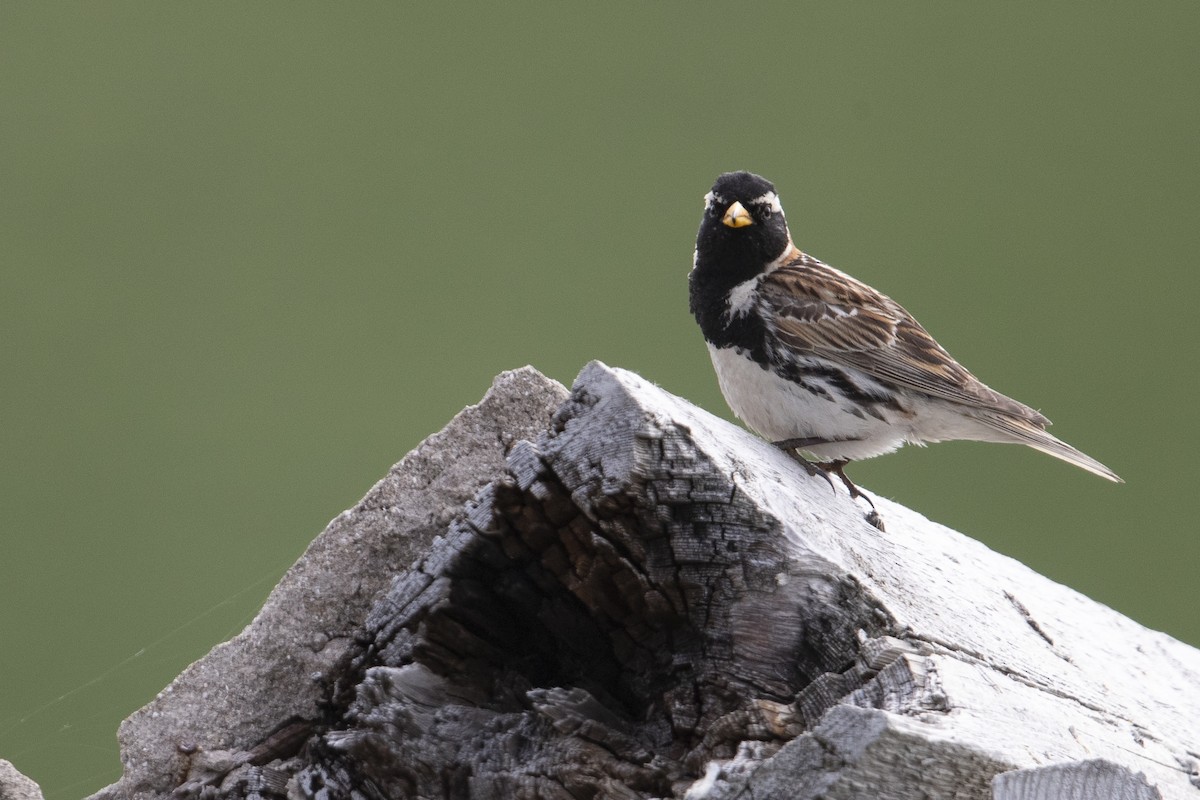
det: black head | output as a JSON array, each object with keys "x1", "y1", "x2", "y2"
[{"x1": 694, "y1": 171, "x2": 792, "y2": 281}]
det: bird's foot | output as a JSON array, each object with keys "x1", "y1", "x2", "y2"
[
  {"x1": 821, "y1": 459, "x2": 886, "y2": 532},
  {"x1": 771, "y1": 440, "x2": 837, "y2": 493},
  {"x1": 771, "y1": 443, "x2": 885, "y2": 531}
]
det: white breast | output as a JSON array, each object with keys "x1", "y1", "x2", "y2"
[{"x1": 705, "y1": 344, "x2": 915, "y2": 461}]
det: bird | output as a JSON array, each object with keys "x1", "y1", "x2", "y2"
[{"x1": 689, "y1": 170, "x2": 1121, "y2": 529}]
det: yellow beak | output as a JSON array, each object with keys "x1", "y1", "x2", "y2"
[{"x1": 722, "y1": 201, "x2": 753, "y2": 228}]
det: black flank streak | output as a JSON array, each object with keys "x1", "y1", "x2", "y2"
[{"x1": 776, "y1": 359, "x2": 905, "y2": 420}]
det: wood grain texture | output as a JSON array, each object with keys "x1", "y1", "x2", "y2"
[
  {"x1": 0, "y1": 759, "x2": 44, "y2": 800},
  {"x1": 993, "y1": 759, "x2": 1163, "y2": 800},
  {"x1": 82, "y1": 362, "x2": 1200, "y2": 800}
]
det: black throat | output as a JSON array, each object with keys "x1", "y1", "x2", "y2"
[{"x1": 689, "y1": 243, "x2": 773, "y2": 360}]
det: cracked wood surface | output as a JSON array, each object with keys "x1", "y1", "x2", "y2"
[{"x1": 80, "y1": 362, "x2": 1199, "y2": 800}]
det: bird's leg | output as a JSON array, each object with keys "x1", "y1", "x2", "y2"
[
  {"x1": 772, "y1": 441, "x2": 886, "y2": 530},
  {"x1": 820, "y1": 459, "x2": 886, "y2": 532},
  {"x1": 821, "y1": 459, "x2": 872, "y2": 505},
  {"x1": 770, "y1": 438, "x2": 836, "y2": 493},
  {"x1": 772, "y1": 436, "x2": 832, "y2": 451}
]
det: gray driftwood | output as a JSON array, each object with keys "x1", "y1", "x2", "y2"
[
  {"x1": 67, "y1": 362, "x2": 1200, "y2": 800},
  {"x1": 0, "y1": 759, "x2": 44, "y2": 800}
]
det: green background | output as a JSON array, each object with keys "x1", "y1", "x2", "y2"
[{"x1": 2, "y1": 4, "x2": 1196, "y2": 796}]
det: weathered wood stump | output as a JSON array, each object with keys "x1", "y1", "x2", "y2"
[
  {"x1": 73, "y1": 363, "x2": 1199, "y2": 800},
  {"x1": 0, "y1": 759, "x2": 44, "y2": 800}
]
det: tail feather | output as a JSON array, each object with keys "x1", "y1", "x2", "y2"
[{"x1": 980, "y1": 414, "x2": 1123, "y2": 483}]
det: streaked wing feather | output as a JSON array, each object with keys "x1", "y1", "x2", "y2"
[{"x1": 760, "y1": 259, "x2": 1048, "y2": 424}]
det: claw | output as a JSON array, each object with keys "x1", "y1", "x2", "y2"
[
  {"x1": 821, "y1": 460, "x2": 887, "y2": 532},
  {"x1": 772, "y1": 445, "x2": 887, "y2": 531},
  {"x1": 823, "y1": 460, "x2": 875, "y2": 510},
  {"x1": 772, "y1": 441, "x2": 837, "y2": 493}
]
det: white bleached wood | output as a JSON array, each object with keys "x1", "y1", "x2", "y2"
[
  {"x1": 0, "y1": 760, "x2": 44, "y2": 800},
  {"x1": 69, "y1": 362, "x2": 1198, "y2": 800},
  {"x1": 567, "y1": 363, "x2": 1199, "y2": 799},
  {"x1": 993, "y1": 759, "x2": 1163, "y2": 800}
]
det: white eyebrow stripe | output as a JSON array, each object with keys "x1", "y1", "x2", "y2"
[
  {"x1": 750, "y1": 192, "x2": 783, "y2": 213},
  {"x1": 704, "y1": 191, "x2": 726, "y2": 210}
]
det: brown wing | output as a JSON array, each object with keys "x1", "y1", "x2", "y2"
[{"x1": 758, "y1": 254, "x2": 1049, "y2": 424}]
